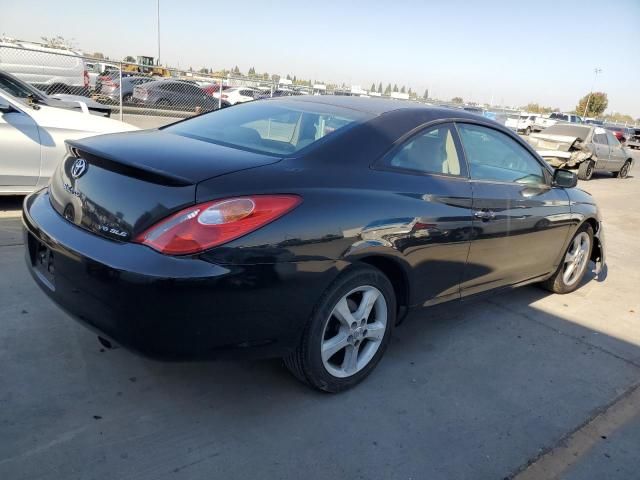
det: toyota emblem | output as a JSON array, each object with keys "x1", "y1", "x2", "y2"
[{"x1": 71, "y1": 158, "x2": 87, "y2": 179}]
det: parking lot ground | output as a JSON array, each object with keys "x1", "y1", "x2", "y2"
[{"x1": 1, "y1": 155, "x2": 639, "y2": 480}]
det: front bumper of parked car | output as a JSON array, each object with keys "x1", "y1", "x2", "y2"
[{"x1": 23, "y1": 189, "x2": 338, "y2": 360}]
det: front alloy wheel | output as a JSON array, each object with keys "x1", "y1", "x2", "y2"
[
  {"x1": 562, "y1": 232, "x2": 591, "y2": 287},
  {"x1": 541, "y1": 223, "x2": 593, "y2": 294},
  {"x1": 285, "y1": 265, "x2": 396, "y2": 392}
]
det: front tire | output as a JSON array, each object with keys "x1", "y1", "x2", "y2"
[
  {"x1": 541, "y1": 223, "x2": 593, "y2": 294},
  {"x1": 284, "y1": 265, "x2": 396, "y2": 392},
  {"x1": 578, "y1": 160, "x2": 594, "y2": 180}
]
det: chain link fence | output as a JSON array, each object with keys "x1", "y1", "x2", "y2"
[{"x1": 2, "y1": 40, "x2": 636, "y2": 131}]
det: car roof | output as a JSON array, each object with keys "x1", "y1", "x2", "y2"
[{"x1": 267, "y1": 95, "x2": 485, "y2": 119}]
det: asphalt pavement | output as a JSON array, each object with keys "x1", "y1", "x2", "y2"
[{"x1": 1, "y1": 153, "x2": 639, "y2": 480}]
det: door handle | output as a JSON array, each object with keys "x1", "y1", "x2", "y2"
[{"x1": 474, "y1": 209, "x2": 495, "y2": 221}]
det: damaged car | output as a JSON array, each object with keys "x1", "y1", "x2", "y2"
[{"x1": 527, "y1": 124, "x2": 633, "y2": 180}]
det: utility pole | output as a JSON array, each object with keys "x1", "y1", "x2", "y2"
[
  {"x1": 157, "y1": 0, "x2": 161, "y2": 66},
  {"x1": 582, "y1": 67, "x2": 602, "y2": 118}
]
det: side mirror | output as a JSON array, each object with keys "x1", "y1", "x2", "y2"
[
  {"x1": 553, "y1": 168, "x2": 578, "y2": 188},
  {"x1": 0, "y1": 97, "x2": 16, "y2": 113}
]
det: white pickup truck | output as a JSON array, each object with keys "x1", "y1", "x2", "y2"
[
  {"x1": 505, "y1": 113, "x2": 538, "y2": 135},
  {"x1": 533, "y1": 112, "x2": 584, "y2": 132}
]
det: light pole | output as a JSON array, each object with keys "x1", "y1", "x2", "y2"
[
  {"x1": 156, "y1": 0, "x2": 161, "y2": 66},
  {"x1": 582, "y1": 67, "x2": 602, "y2": 119}
]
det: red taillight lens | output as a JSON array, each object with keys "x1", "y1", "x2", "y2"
[{"x1": 134, "y1": 195, "x2": 302, "y2": 255}]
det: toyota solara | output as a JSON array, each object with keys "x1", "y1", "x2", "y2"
[{"x1": 23, "y1": 96, "x2": 605, "y2": 392}]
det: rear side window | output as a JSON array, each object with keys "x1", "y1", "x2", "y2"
[
  {"x1": 457, "y1": 123, "x2": 546, "y2": 185},
  {"x1": 385, "y1": 124, "x2": 463, "y2": 176},
  {"x1": 164, "y1": 100, "x2": 369, "y2": 156},
  {"x1": 593, "y1": 132, "x2": 608, "y2": 145}
]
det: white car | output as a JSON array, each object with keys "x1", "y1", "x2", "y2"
[
  {"x1": 213, "y1": 86, "x2": 262, "y2": 105},
  {"x1": 505, "y1": 113, "x2": 538, "y2": 135},
  {"x1": 0, "y1": 89, "x2": 137, "y2": 195}
]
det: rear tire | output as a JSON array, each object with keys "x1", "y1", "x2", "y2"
[
  {"x1": 284, "y1": 265, "x2": 396, "y2": 393},
  {"x1": 577, "y1": 160, "x2": 594, "y2": 180},
  {"x1": 613, "y1": 160, "x2": 631, "y2": 179},
  {"x1": 122, "y1": 93, "x2": 133, "y2": 103},
  {"x1": 541, "y1": 223, "x2": 593, "y2": 294},
  {"x1": 524, "y1": 127, "x2": 531, "y2": 136}
]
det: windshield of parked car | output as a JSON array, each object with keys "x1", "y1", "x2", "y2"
[
  {"x1": 164, "y1": 100, "x2": 371, "y2": 155},
  {"x1": 544, "y1": 124, "x2": 591, "y2": 139},
  {"x1": 0, "y1": 72, "x2": 46, "y2": 101}
]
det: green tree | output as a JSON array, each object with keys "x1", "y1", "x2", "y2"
[
  {"x1": 293, "y1": 75, "x2": 297, "y2": 83},
  {"x1": 393, "y1": 84, "x2": 399, "y2": 92},
  {"x1": 233, "y1": 65, "x2": 241, "y2": 75},
  {"x1": 92, "y1": 52, "x2": 105, "y2": 59},
  {"x1": 286, "y1": 74, "x2": 292, "y2": 80},
  {"x1": 400, "y1": 85, "x2": 406, "y2": 94},
  {"x1": 199, "y1": 67, "x2": 209, "y2": 74},
  {"x1": 452, "y1": 96, "x2": 463, "y2": 104},
  {"x1": 271, "y1": 74, "x2": 281, "y2": 83},
  {"x1": 384, "y1": 83, "x2": 391, "y2": 95},
  {"x1": 423, "y1": 88, "x2": 429, "y2": 99},
  {"x1": 576, "y1": 91, "x2": 608, "y2": 117},
  {"x1": 378, "y1": 82, "x2": 383, "y2": 94},
  {"x1": 370, "y1": 83, "x2": 376, "y2": 92},
  {"x1": 123, "y1": 56, "x2": 136, "y2": 63}
]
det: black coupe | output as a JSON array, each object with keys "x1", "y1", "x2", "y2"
[{"x1": 23, "y1": 96, "x2": 605, "y2": 392}]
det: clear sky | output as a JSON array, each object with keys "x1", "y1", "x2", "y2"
[{"x1": 2, "y1": 0, "x2": 639, "y2": 116}]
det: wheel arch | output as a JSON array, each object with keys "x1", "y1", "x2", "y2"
[{"x1": 354, "y1": 254, "x2": 411, "y2": 322}]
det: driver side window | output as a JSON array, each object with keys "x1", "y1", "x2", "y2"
[{"x1": 456, "y1": 123, "x2": 546, "y2": 185}]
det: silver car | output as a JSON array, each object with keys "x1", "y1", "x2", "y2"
[{"x1": 527, "y1": 124, "x2": 634, "y2": 180}]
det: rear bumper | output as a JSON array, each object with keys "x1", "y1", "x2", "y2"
[{"x1": 23, "y1": 189, "x2": 338, "y2": 360}]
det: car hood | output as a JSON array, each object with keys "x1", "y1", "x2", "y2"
[
  {"x1": 28, "y1": 102, "x2": 137, "y2": 134},
  {"x1": 49, "y1": 94, "x2": 112, "y2": 111},
  {"x1": 527, "y1": 133, "x2": 581, "y2": 152}
]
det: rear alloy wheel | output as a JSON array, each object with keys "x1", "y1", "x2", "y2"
[
  {"x1": 122, "y1": 93, "x2": 133, "y2": 103},
  {"x1": 577, "y1": 160, "x2": 594, "y2": 180},
  {"x1": 541, "y1": 223, "x2": 593, "y2": 294},
  {"x1": 284, "y1": 265, "x2": 395, "y2": 392},
  {"x1": 614, "y1": 161, "x2": 631, "y2": 179}
]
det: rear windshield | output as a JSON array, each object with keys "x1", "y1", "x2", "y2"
[
  {"x1": 164, "y1": 100, "x2": 370, "y2": 155},
  {"x1": 544, "y1": 124, "x2": 591, "y2": 139}
]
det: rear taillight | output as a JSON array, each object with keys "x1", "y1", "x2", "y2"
[
  {"x1": 134, "y1": 195, "x2": 302, "y2": 255},
  {"x1": 84, "y1": 70, "x2": 89, "y2": 88}
]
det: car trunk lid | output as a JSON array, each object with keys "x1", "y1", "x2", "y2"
[{"x1": 49, "y1": 130, "x2": 282, "y2": 242}]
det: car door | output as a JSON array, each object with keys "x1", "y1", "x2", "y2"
[
  {"x1": 592, "y1": 129, "x2": 610, "y2": 170},
  {"x1": 605, "y1": 131, "x2": 627, "y2": 171},
  {"x1": 455, "y1": 122, "x2": 572, "y2": 296},
  {"x1": 0, "y1": 95, "x2": 41, "y2": 188},
  {"x1": 378, "y1": 123, "x2": 473, "y2": 306}
]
